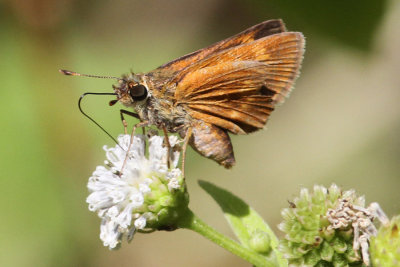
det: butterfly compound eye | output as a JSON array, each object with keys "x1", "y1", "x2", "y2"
[{"x1": 129, "y1": 84, "x2": 148, "y2": 101}]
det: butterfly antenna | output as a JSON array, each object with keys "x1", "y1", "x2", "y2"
[
  {"x1": 79, "y1": 92, "x2": 122, "y2": 147},
  {"x1": 60, "y1": 69, "x2": 120, "y2": 80}
]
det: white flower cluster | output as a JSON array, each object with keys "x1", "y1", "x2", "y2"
[{"x1": 87, "y1": 134, "x2": 182, "y2": 249}]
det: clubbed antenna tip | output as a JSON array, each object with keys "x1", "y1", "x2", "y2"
[{"x1": 59, "y1": 69, "x2": 75, "y2": 76}]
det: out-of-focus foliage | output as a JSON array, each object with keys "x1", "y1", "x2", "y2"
[
  {"x1": 250, "y1": 0, "x2": 387, "y2": 50},
  {"x1": 0, "y1": 0, "x2": 398, "y2": 267}
]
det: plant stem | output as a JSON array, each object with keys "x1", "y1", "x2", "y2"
[{"x1": 177, "y1": 209, "x2": 276, "y2": 267}]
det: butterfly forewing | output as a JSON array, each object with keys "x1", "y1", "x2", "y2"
[
  {"x1": 171, "y1": 32, "x2": 305, "y2": 134},
  {"x1": 156, "y1": 19, "x2": 287, "y2": 76}
]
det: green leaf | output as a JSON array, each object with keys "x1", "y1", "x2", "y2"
[{"x1": 199, "y1": 180, "x2": 287, "y2": 267}]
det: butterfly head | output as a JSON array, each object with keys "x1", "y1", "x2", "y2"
[{"x1": 113, "y1": 73, "x2": 149, "y2": 106}]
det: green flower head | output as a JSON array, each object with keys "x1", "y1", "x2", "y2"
[
  {"x1": 370, "y1": 215, "x2": 400, "y2": 266},
  {"x1": 279, "y1": 184, "x2": 388, "y2": 266}
]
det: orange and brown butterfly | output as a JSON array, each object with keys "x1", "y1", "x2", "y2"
[{"x1": 61, "y1": 19, "x2": 305, "y2": 171}]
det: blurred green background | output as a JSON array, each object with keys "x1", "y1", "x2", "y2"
[{"x1": 1, "y1": 0, "x2": 399, "y2": 266}]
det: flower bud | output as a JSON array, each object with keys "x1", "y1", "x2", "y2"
[{"x1": 248, "y1": 229, "x2": 271, "y2": 255}]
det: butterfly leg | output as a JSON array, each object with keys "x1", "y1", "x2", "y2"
[
  {"x1": 162, "y1": 126, "x2": 172, "y2": 169},
  {"x1": 119, "y1": 119, "x2": 149, "y2": 176},
  {"x1": 181, "y1": 127, "x2": 193, "y2": 178},
  {"x1": 120, "y1": 109, "x2": 140, "y2": 134}
]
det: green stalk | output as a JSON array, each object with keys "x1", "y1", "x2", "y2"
[{"x1": 177, "y1": 209, "x2": 276, "y2": 267}]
